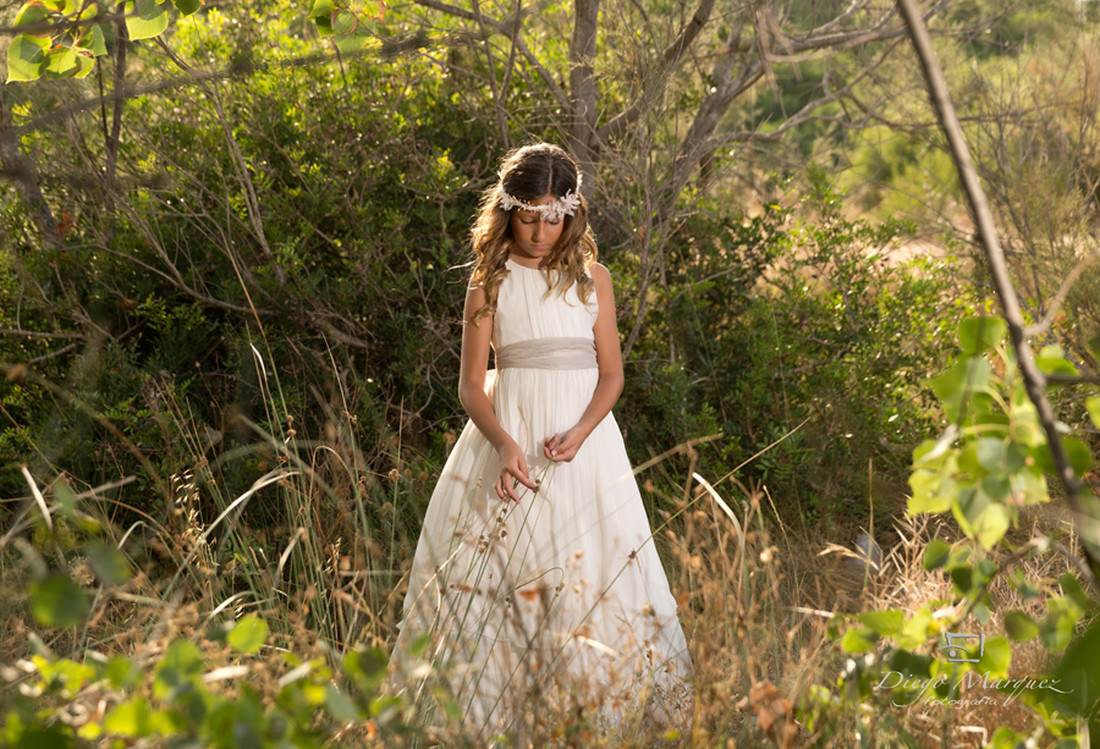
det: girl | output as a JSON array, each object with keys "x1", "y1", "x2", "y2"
[{"x1": 393, "y1": 143, "x2": 692, "y2": 739}]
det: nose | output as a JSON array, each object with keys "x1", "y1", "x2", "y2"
[{"x1": 531, "y1": 221, "x2": 541, "y2": 241}]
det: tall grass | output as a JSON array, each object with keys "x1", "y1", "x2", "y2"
[{"x1": 0, "y1": 350, "x2": 1084, "y2": 747}]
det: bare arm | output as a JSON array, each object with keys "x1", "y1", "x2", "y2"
[
  {"x1": 457, "y1": 284, "x2": 537, "y2": 501},
  {"x1": 544, "y1": 263, "x2": 625, "y2": 461}
]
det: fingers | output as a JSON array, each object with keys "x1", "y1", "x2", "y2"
[
  {"x1": 543, "y1": 433, "x2": 560, "y2": 460},
  {"x1": 496, "y1": 455, "x2": 537, "y2": 502},
  {"x1": 544, "y1": 431, "x2": 582, "y2": 462}
]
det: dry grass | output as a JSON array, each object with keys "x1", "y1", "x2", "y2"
[{"x1": 0, "y1": 401, "x2": 1089, "y2": 747}]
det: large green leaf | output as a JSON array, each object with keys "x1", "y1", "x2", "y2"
[
  {"x1": 975, "y1": 635, "x2": 1011, "y2": 679},
  {"x1": 7, "y1": 34, "x2": 49, "y2": 82},
  {"x1": 309, "y1": 0, "x2": 335, "y2": 19},
  {"x1": 923, "y1": 538, "x2": 952, "y2": 570},
  {"x1": 1003, "y1": 610, "x2": 1039, "y2": 642},
  {"x1": 86, "y1": 539, "x2": 132, "y2": 585},
  {"x1": 125, "y1": 0, "x2": 168, "y2": 41},
  {"x1": 857, "y1": 608, "x2": 904, "y2": 636},
  {"x1": 1062, "y1": 437, "x2": 1094, "y2": 476},
  {"x1": 908, "y1": 463, "x2": 956, "y2": 514},
  {"x1": 77, "y1": 23, "x2": 108, "y2": 57},
  {"x1": 958, "y1": 316, "x2": 1006, "y2": 355},
  {"x1": 953, "y1": 488, "x2": 1010, "y2": 549},
  {"x1": 1035, "y1": 345, "x2": 1078, "y2": 377},
  {"x1": 925, "y1": 356, "x2": 992, "y2": 422},
  {"x1": 841, "y1": 626, "x2": 877, "y2": 653},
  {"x1": 1051, "y1": 613, "x2": 1100, "y2": 721},
  {"x1": 974, "y1": 437, "x2": 1026, "y2": 474},
  {"x1": 29, "y1": 574, "x2": 91, "y2": 627},
  {"x1": 153, "y1": 640, "x2": 203, "y2": 700},
  {"x1": 43, "y1": 46, "x2": 80, "y2": 80},
  {"x1": 15, "y1": 2, "x2": 53, "y2": 29},
  {"x1": 172, "y1": 0, "x2": 202, "y2": 14},
  {"x1": 104, "y1": 698, "x2": 154, "y2": 737}
]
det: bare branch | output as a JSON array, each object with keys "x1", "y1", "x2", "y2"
[
  {"x1": 597, "y1": 0, "x2": 717, "y2": 143},
  {"x1": 1023, "y1": 246, "x2": 1100, "y2": 338},
  {"x1": 897, "y1": 0, "x2": 1100, "y2": 587},
  {"x1": 412, "y1": 0, "x2": 568, "y2": 107}
]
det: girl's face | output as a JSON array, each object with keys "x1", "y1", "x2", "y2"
[{"x1": 508, "y1": 193, "x2": 565, "y2": 266}]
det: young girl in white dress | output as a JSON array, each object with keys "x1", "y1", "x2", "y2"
[{"x1": 393, "y1": 143, "x2": 692, "y2": 739}]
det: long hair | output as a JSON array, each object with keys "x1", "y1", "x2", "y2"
[{"x1": 469, "y1": 143, "x2": 598, "y2": 321}]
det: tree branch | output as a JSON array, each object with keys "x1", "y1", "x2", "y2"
[
  {"x1": 596, "y1": 0, "x2": 717, "y2": 144},
  {"x1": 897, "y1": 0, "x2": 1100, "y2": 587}
]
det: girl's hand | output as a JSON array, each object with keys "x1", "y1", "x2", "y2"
[
  {"x1": 495, "y1": 440, "x2": 538, "y2": 502},
  {"x1": 543, "y1": 428, "x2": 586, "y2": 463}
]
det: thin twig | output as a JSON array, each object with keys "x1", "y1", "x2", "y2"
[{"x1": 896, "y1": 0, "x2": 1100, "y2": 588}]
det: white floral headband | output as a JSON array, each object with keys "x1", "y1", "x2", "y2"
[{"x1": 498, "y1": 174, "x2": 583, "y2": 222}]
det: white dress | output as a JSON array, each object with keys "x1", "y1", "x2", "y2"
[{"x1": 394, "y1": 258, "x2": 692, "y2": 737}]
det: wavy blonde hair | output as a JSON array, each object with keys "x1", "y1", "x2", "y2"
[{"x1": 469, "y1": 143, "x2": 598, "y2": 321}]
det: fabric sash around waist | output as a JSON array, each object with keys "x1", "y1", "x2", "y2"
[{"x1": 494, "y1": 336, "x2": 597, "y2": 370}]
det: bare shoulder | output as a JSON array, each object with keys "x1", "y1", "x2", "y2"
[
  {"x1": 588, "y1": 261, "x2": 613, "y2": 290},
  {"x1": 463, "y1": 283, "x2": 491, "y2": 322}
]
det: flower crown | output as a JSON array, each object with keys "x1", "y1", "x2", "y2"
[{"x1": 498, "y1": 174, "x2": 583, "y2": 222}]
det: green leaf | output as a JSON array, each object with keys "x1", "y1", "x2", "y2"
[
  {"x1": 1035, "y1": 345, "x2": 1078, "y2": 377},
  {"x1": 841, "y1": 626, "x2": 877, "y2": 653},
  {"x1": 1058, "y1": 573, "x2": 1091, "y2": 615},
  {"x1": 29, "y1": 574, "x2": 91, "y2": 627},
  {"x1": 227, "y1": 615, "x2": 268, "y2": 654},
  {"x1": 105, "y1": 656, "x2": 140, "y2": 689},
  {"x1": 897, "y1": 607, "x2": 934, "y2": 651},
  {"x1": 857, "y1": 608, "x2": 904, "y2": 636},
  {"x1": 309, "y1": 0, "x2": 335, "y2": 19},
  {"x1": 1062, "y1": 437, "x2": 1094, "y2": 477},
  {"x1": 1003, "y1": 610, "x2": 1039, "y2": 642},
  {"x1": 325, "y1": 684, "x2": 361, "y2": 722},
  {"x1": 125, "y1": 0, "x2": 168, "y2": 41},
  {"x1": 332, "y1": 9, "x2": 357, "y2": 35},
  {"x1": 15, "y1": 2, "x2": 52, "y2": 30},
  {"x1": 958, "y1": 316, "x2": 1005, "y2": 355},
  {"x1": 1040, "y1": 596, "x2": 1081, "y2": 651},
  {"x1": 172, "y1": 0, "x2": 201, "y2": 14},
  {"x1": 975, "y1": 437, "x2": 1026, "y2": 474},
  {"x1": 153, "y1": 640, "x2": 203, "y2": 699},
  {"x1": 1086, "y1": 396, "x2": 1100, "y2": 430},
  {"x1": 104, "y1": 698, "x2": 154, "y2": 737},
  {"x1": 71, "y1": 51, "x2": 94, "y2": 78},
  {"x1": 953, "y1": 489, "x2": 1010, "y2": 549},
  {"x1": 334, "y1": 30, "x2": 372, "y2": 55},
  {"x1": 908, "y1": 456, "x2": 958, "y2": 515},
  {"x1": 314, "y1": 13, "x2": 333, "y2": 36},
  {"x1": 76, "y1": 23, "x2": 108, "y2": 57},
  {"x1": 344, "y1": 646, "x2": 388, "y2": 691},
  {"x1": 1051, "y1": 614, "x2": 1100, "y2": 719},
  {"x1": 975, "y1": 635, "x2": 1011, "y2": 678},
  {"x1": 86, "y1": 539, "x2": 131, "y2": 585},
  {"x1": 923, "y1": 539, "x2": 952, "y2": 570},
  {"x1": 925, "y1": 356, "x2": 992, "y2": 422},
  {"x1": 7, "y1": 34, "x2": 49, "y2": 82}
]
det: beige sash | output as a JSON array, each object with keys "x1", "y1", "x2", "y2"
[{"x1": 494, "y1": 337, "x2": 597, "y2": 370}]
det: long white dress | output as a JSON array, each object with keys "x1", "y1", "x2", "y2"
[{"x1": 394, "y1": 258, "x2": 692, "y2": 738}]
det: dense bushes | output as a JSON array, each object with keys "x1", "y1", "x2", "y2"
[
  {"x1": 0, "y1": 39, "x2": 962, "y2": 541},
  {"x1": 617, "y1": 172, "x2": 958, "y2": 527}
]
